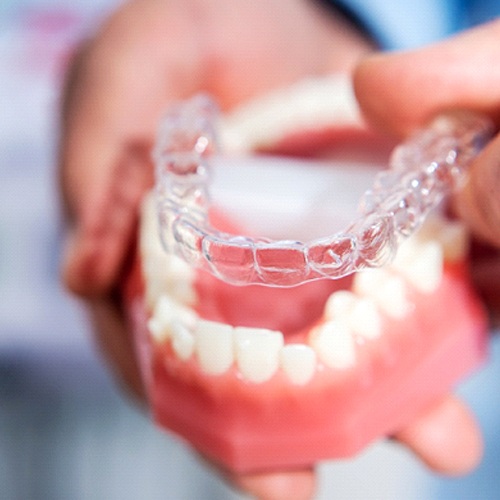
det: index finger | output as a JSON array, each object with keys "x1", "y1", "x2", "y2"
[{"x1": 353, "y1": 19, "x2": 500, "y2": 136}]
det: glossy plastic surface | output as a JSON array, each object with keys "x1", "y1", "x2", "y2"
[{"x1": 154, "y1": 95, "x2": 492, "y2": 286}]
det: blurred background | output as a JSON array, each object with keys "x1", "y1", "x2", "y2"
[{"x1": 1, "y1": 1, "x2": 499, "y2": 498}]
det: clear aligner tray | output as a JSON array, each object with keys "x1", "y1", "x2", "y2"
[{"x1": 153, "y1": 94, "x2": 493, "y2": 287}]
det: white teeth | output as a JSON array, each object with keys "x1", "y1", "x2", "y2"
[
  {"x1": 144, "y1": 258, "x2": 194, "y2": 311},
  {"x1": 219, "y1": 75, "x2": 359, "y2": 153},
  {"x1": 155, "y1": 295, "x2": 197, "y2": 328},
  {"x1": 143, "y1": 187, "x2": 470, "y2": 386},
  {"x1": 234, "y1": 327, "x2": 284, "y2": 383},
  {"x1": 350, "y1": 298, "x2": 382, "y2": 339},
  {"x1": 386, "y1": 214, "x2": 468, "y2": 295},
  {"x1": 400, "y1": 241, "x2": 443, "y2": 293},
  {"x1": 148, "y1": 294, "x2": 198, "y2": 342},
  {"x1": 171, "y1": 323, "x2": 195, "y2": 361},
  {"x1": 416, "y1": 215, "x2": 469, "y2": 261},
  {"x1": 147, "y1": 317, "x2": 167, "y2": 342},
  {"x1": 310, "y1": 320, "x2": 357, "y2": 370},
  {"x1": 435, "y1": 222, "x2": 469, "y2": 261},
  {"x1": 280, "y1": 344, "x2": 317, "y2": 385},
  {"x1": 324, "y1": 291, "x2": 382, "y2": 340},
  {"x1": 353, "y1": 268, "x2": 387, "y2": 297},
  {"x1": 391, "y1": 236, "x2": 443, "y2": 294},
  {"x1": 377, "y1": 275, "x2": 413, "y2": 319},
  {"x1": 140, "y1": 195, "x2": 196, "y2": 309},
  {"x1": 194, "y1": 320, "x2": 234, "y2": 375},
  {"x1": 324, "y1": 290, "x2": 357, "y2": 320},
  {"x1": 353, "y1": 269, "x2": 412, "y2": 319}
]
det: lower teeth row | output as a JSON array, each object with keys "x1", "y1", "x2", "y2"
[{"x1": 143, "y1": 196, "x2": 466, "y2": 386}]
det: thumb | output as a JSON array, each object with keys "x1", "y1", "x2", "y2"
[
  {"x1": 456, "y1": 133, "x2": 500, "y2": 248},
  {"x1": 353, "y1": 20, "x2": 500, "y2": 248}
]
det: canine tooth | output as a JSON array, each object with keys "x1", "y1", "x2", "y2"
[
  {"x1": 310, "y1": 320, "x2": 356, "y2": 370},
  {"x1": 194, "y1": 320, "x2": 234, "y2": 375},
  {"x1": 234, "y1": 327, "x2": 284, "y2": 383},
  {"x1": 324, "y1": 290, "x2": 357, "y2": 320},
  {"x1": 350, "y1": 298, "x2": 382, "y2": 339},
  {"x1": 280, "y1": 344, "x2": 317, "y2": 385},
  {"x1": 171, "y1": 323, "x2": 195, "y2": 361}
]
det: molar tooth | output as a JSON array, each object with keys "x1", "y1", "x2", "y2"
[
  {"x1": 280, "y1": 344, "x2": 317, "y2": 385},
  {"x1": 310, "y1": 320, "x2": 356, "y2": 370},
  {"x1": 194, "y1": 320, "x2": 234, "y2": 375},
  {"x1": 171, "y1": 323, "x2": 195, "y2": 361},
  {"x1": 234, "y1": 327, "x2": 284, "y2": 383}
]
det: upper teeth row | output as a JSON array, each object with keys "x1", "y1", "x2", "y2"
[{"x1": 219, "y1": 74, "x2": 360, "y2": 153}]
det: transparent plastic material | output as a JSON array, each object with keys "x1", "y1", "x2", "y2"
[{"x1": 154, "y1": 95, "x2": 493, "y2": 286}]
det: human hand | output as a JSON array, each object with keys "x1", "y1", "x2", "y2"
[
  {"x1": 59, "y1": 0, "x2": 371, "y2": 399},
  {"x1": 60, "y1": 1, "x2": 485, "y2": 498},
  {"x1": 353, "y1": 19, "x2": 500, "y2": 323}
]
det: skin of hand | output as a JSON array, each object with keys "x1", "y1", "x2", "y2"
[
  {"x1": 353, "y1": 18, "x2": 500, "y2": 324},
  {"x1": 59, "y1": 1, "x2": 488, "y2": 498}
]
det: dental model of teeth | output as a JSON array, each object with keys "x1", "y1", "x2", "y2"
[
  {"x1": 142, "y1": 194, "x2": 468, "y2": 386},
  {"x1": 126, "y1": 75, "x2": 490, "y2": 472}
]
